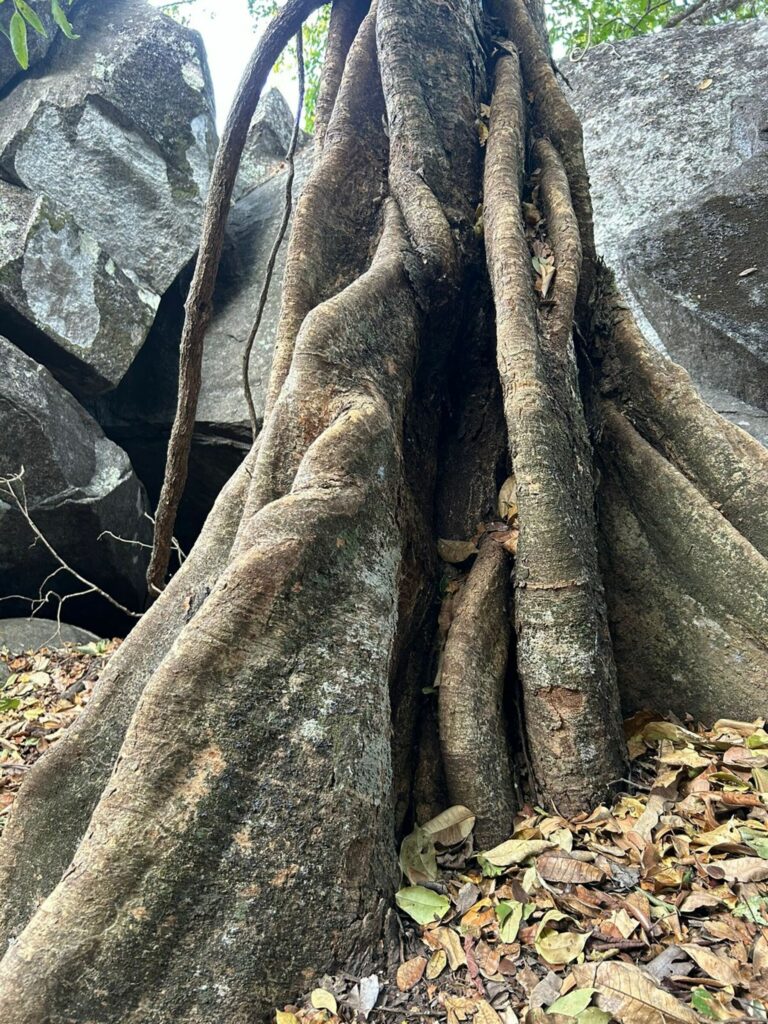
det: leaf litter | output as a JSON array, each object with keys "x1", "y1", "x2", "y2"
[
  {"x1": 2, "y1": 650, "x2": 767, "y2": 1024},
  {"x1": 276, "y1": 711, "x2": 768, "y2": 1024},
  {"x1": 0, "y1": 635, "x2": 119, "y2": 834}
]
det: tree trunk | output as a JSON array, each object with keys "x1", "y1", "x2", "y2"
[{"x1": 1, "y1": 0, "x2": 767, "y2": 1018}]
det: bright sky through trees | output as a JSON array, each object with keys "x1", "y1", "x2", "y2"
[{"x1": 149, "y1": 0, "x2": 299, "y2": 127}]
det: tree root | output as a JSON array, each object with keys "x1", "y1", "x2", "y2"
[
  {"x1": 439, "y1": 537, "x2": 515, "y2": 848},
  {"x1": 484, "y1": 51, "x2": 626, "y2": 815}
]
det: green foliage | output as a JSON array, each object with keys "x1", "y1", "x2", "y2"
[
  {"x1": 247, "y1": 0, "x2": 329, "y2": 132},
  {"x1": 547, "y1": 0, "x2": 768, "y2": 59},
  {"x1": 0, "y1": 0, "x2": 77, "y2": 70}
]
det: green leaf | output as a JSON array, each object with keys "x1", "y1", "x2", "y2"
[
  {"x1": 50, "y1": 0, "x2": 77, "y2": 39},
  {"x1": 399, "y1": 827, "x2": 438, "y2": 885},
  {"x1": 741, "y1": 826, "x2": 768, "y2": 859},
  {"x1": 576, "y1": 1010, "x2": 612, "y2": 1024},
  {"x1": 691, "y1": 987, "x2": 719, "y2": 1020},
  {"x1": 548, "y1": 989, "x2": 596, "y2": 1017},
  {"x1": 15, "y1": 0, "x2": 46, "y2": 36},
  {"x1": 496, "y1": 900, "x2": 524, "y2": 942},
  {"x1": 9, "y1": 9, "x2": 28, "y2": 67},
  {"x1": 0, "y1": 696, "x2": 21, "y2": 712},
  {"x1": 394, "y1": 885, "x2": 450, "y2": 925},
  {"x1": 74, "y1": 640, "x2": 109, "y2": 656}
]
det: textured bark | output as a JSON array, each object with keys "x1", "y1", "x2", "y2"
[
  {"x1": 314, "y1": 0, "x2": 370, "y2": 150},
  {"x1": 0, "y1": 2, "x2": 485, "y2": 1019},
  {"x1": 439, "y1": 538, "x2": 516, "y2": 848},
  {"x1": 2, "y1": 0, "x2": 768, "y2": 1017},
  {"x1": 484, "y1": 53, "x2": 626, "y2": 814},
  {"x1": 0, "y1": 447, "x2": 254, "y2": 948}
]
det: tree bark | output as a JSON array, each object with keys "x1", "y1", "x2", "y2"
[{"x1": 1, "y1": 0, "x2": 768, "y2": 1018}]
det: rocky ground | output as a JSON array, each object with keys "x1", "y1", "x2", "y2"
[{"x1": 1, "y1": 638, "x2": 766, "y2": 1023}]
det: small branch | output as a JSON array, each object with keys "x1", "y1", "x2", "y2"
[
  {"x1": 0, "y1": 469, "x2": 142, "y2": 621},
  {"x1": 242, "y1": 28, "x2": 306, "y2": 439},
  {"x1": 666, "y1": 0, "x2": 742, "y2": 26}
]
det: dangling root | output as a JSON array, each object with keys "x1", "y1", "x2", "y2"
[{"x1": 439, "y1": 537, "x2": 515, "y2": 848}]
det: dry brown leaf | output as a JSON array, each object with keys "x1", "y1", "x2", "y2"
[
  {"x1": 536, "y1": 853, "x2": 605, "y2": 885},
  {"x1": 573, "y1": 961, "x2": 698, "y2": 1024},
  {"x1": 396, "y1": 956, "x2": 427, "y2": 992},
  {"x1": 426, "y1": 948, "x2": 447, "y2": 979},
  {"x1": 438, "y1": 538, "x2": 479, "y2": 564},
  {"x1": 680, "y1": 944, "x2": 742, "y2": 988},
  {"x1": 422, "y1": 805, "x2": 476, "y2": 846},
  {"x1": 474, "y1": 1000, "x2": 503, "y2": 1024},
  {"x1": 705, "y1": 857, "x2": 768, "y2": 883},
  {"x1": 431, "y1": 926, "x2": 467, "y2": 971}
]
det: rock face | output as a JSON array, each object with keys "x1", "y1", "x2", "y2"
[
  {"x1": 569, "y1": 18, "x2": 768, "y2": 442},
  {"x1": 94, "y1": 93, "x2": 312, "y2": 544},
  {"x1": 0, "y1": 337, "x2": 150, "y2": 628},
  {"x1": 0, "y1": 618, "x2": 100, "y2": 653},
  {"x1": 0, "y1": 0, "x2": 216, "y2": 394}
]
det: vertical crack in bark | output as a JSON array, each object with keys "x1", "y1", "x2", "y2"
[{"x1": 484, "y1": 52, "x2": 626, "y2": 814}]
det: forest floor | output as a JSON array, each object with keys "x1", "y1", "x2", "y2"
[{"x1": 1, "y1": 641, "x2": 767, "y2": 1024}]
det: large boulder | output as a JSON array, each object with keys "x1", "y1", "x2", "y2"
[
  {"x1": 94, "y1": 94, "x2": 312, "y2": 542},
  {"x1": 0, "y1": 0, "x2": 216, "y2": 394},
  {"x1": 0, "y1": 618, "x2": 101, "y2": 654},
  {"x1": 0, "y1": 181, "x2": 156, "y2": 395},
  {"x1": 0, "y1": 336, "x2": 150, "y2": 628},
  {"x1": 569, "y1": 18, "x2": 768, "y2": 441}
]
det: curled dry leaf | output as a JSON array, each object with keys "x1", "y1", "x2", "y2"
[
  {"x1": 399, "y1": 826, "x2": 438, "y2": 885},
  {"x1": 497, "y1": 476, "x2": 518, "y2": 522},
  {"x1": 426, "y1": 948, "x2": 448, "y2": 979},
  {"x1": 429, "y1": 925, "x2": 467, "y2": 971},
  {"x1": 310, "y1": 989, "x2": 338, "y2": 1014},
  {"x1": 437, "y1": 538, "x2": 479, "y2": 564},
  {"x1": 680, "y1": 944, "x2": 742, "y2": 988},
  {"x1": 478, "y1": 839, "x2": 553, "y2": 869},
  {"x1": 422, "y1": 805, "x2": 476, "y2": 847},
  {"x1": 705, "y1": 856, "x2": 768, "y2": 883}
]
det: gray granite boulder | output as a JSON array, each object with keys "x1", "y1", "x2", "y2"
[
  {"x1": 0, "y1": 336, "x2": 150, "y2": 622},
  {"x1": 0, "y1": 618, "x2": 101, "y2": 653},
  {"x1": 198, "y1": 141, "x2": 314, "y2": 439},
  {"x1": 0, "y1": 0, "x2": 216, "y2": 394},
  {"x1": 569, "y1": 18, "x2": 768, "y2": 441},
  {"x1": 94, "y1": 94, "x2": 311, "y2": 542},
  {"x1": 234, "y1": 87, "x2": 309, "y2": 200},
  {"x1": 0, "y1": 181, "x2": 156, "y2": 395}
]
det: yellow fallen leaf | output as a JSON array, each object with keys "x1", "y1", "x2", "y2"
[
  {"x1": 698, "y1": 78, "x2": 713, "y2": 90},
  {"x1": 310, "y1": 989, "x2": 337, "y2": 1014},
  {"x1": 275, "y1": 1013, "x2": 300, "y2": 1024},
  {"x1": 426, "y1": 948, "x2": 447, "y2": 979}
]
